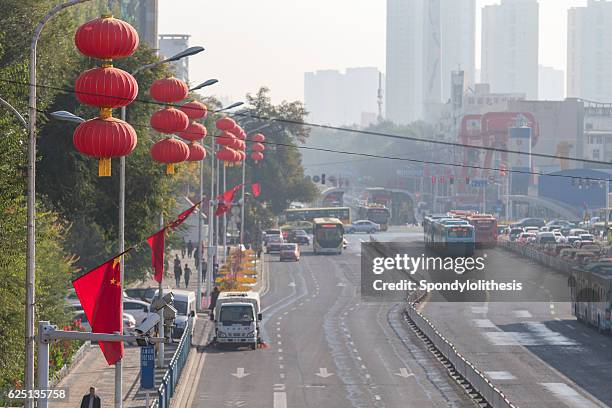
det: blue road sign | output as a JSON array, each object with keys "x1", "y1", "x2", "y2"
[{"x1": 140, "y1": 345, "x2": 155, "y2": 390}]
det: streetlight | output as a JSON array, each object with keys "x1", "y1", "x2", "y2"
[
  {"x1": 215, "y1": 101, "x2": 244, "y2": 113},
  {"x1": 48, "y1": 110, "x2": 85, "y2": 124},
  {"x1": 190, "y1": 78, "x2": 219, "y2": 92},
  {"x1": 25, "y1": 2, "x2": 95, "y2": 404},
  {"x1": 131, "y1": 46, "x2": 205, "y2": 76}
]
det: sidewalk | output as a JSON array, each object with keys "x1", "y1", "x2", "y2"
[{"x1": 52, "y1": 249, "x2": 204, "y2": 408}]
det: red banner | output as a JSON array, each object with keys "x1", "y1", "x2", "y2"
[{"x1": 146, "y1": 229, "x2": 165, "y2": 283}]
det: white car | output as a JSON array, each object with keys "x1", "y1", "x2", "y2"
[
  {"x1": 73, "y1": 311, "x2": 136, "y2": 335},
  {"x1": 524, "y1": 226, "x2": 540, "y2": 233},
  {"x1": 553, "y1": 230, "x2": 567, "y2": 243},
  {"x1": 123, "y1": 299, "x2": 151, "y2": 325},
  {"x1": 345, "y1": 220, "x2": 381, "y2": 234}
]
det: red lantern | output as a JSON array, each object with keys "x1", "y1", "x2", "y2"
[
  {"x1": 251, "y1": 151, "x2": 264, "y2": 163},
  {"x1": 150, "y1": 137, "x2": 190, "y2": 174},
  {"x1": 180, "y1": 101, "x2": 208, "y2": 119},
  {"x1": 252, "y1": 142, "x2": 265, "y2": 152},
  {"x1": 238, "y1": 150, "x2": 246, "y2": 161},
  {"x1": 75, "y1": 15, "x2": 139, "y2": 60},
  {"x1": 216, "y1": 147, "x2": 236, "y2": 162},
  {"x1": 186, "y1": 142, "x2": 206, "y2": 161},
  {"x1": 217, "y1": 131, "x2": 236, "y2": 147},
  {"x1": 150, "y1": 107, "x2": 189, "y2": 134},
  {"x1": 73, "y1": 117, "x2": 137, "y2": 177},
  {"x1": 252, "y1": 133, "x2": 265, "y2": 142},
  {"x1": 75, "y1": 67, "x2": 138, "y2": 108},
  {"x1": 150, "y1": 77, "x2": 189, "y2": 103},
  {"x1": 215, "y1": 117, "x2": 236, "y2": 131},
  {"x1": 178, "y1": 122, "x2": 207, "y2": 142},
  {"x1": 236, "y1": 140, "x2": 246, "y2": 150}
]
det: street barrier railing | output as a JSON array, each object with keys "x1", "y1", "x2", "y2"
[{"x1": 151, "y1": 320, "x2": 193, "y2": 408}]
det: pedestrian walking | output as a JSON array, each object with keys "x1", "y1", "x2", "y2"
[
  {"x1": 257, "y1": 247, "x2": 262, "y2": 259},
  {"x1": 174, "y1": 254, "x2": 182, "y2": 287},
  {"x1": 187, "y1": 240, "x2": 194, "y2": 258},
  {"x1": 80, "y1": 387, "x2": 101, "y2": 408},
  {"x1": 184, "y1": 263, "x2": 192, "y2": 288},
  {"x1": 209, "y1": 286, "x2": 221, "y2": 311},
  {"x1": 194, "y1": 246, "x2": 200, "y2": 270},
  {"x1": 181, "y1": 238, "x2": 186, "y2": 258}
]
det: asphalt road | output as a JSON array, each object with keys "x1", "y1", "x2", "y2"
[{"x1": 190, "y1": 228, "x2": 476, "y2": 408}]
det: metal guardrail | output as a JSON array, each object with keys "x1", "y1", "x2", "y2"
[
  {"x1": 405, "y1": 302, "x2": 519, "y2": 408},
  {"x1": 151, "y1": 321, "x2": 193, "y2": 408}
]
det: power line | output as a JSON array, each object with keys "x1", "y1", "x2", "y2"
[{"x1": 1, "y1": 76, "x2": 610, "y2": 168}]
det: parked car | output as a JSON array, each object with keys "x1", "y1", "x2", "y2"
[
  {"x1": 345, "y1": 220, "x2": 380, "y2": 234},
  {"x1": 266, "y1": 235, "x2": 284, "y2": 253},
  {"x1": 123, "y1": 299, "x2": 151, "y2": 325},
  {"x1": 279, "y1": 243, "x2": 300, "y2": 262},
  {"x1": 125, "y1": 287, "x2": 158, "y2": 303},
  {"x1": 73, "y1": 311, "x2": 137, "y2": 336},
  {"x1": 154, "y1": 289, "x2": 197, "y2": 338},
  {"x1": 287, "y1": 229, "x2": 310, "y2": 245}
]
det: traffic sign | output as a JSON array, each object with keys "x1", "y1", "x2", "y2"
[
  {"x1": 140, "y1": 345, "x2": 155, "y2": 390},
  {"x1": 470, "y1": 179, "x2": 488, "y2": 188}
]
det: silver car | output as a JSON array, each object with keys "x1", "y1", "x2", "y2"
[{"x1": 345, "y1": 220, "x2": 380, "y2": 234}]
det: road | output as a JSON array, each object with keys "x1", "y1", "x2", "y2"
[{"x1": 190, "y1": 228, "x2": 476, "y2": 407}]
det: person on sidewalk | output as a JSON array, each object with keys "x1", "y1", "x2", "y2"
[
  {"x1": 209, "y1": 286, "x2": 221, "y2": 311},
  {"x1": 181, "y1": 238, "x2": 186, "y2": 258},
  {"x1": 184, "y1": 263, "x2": 192, "y2": 288},
  {"x1": 187, "y1": 240, "x2": 194, "y2": 258},
  {"x1": 80, "y1": 387, "x2": 101, "y2": 408},
  {"x1": 194, "y1": 246, "x2": 200, "y2": 270},
  {"x1": 174, "y1": 255, "x2": 182, "y2": 287}
]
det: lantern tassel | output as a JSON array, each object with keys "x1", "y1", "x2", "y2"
[
  {"x1": 166, "y1": 163, "x2": 175, "y2": 174},
  {"x1": 99, "y1": 157, "x2": 111, "y2": 177}
]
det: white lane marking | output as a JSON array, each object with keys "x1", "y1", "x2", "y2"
[
  {"x1": 541, "y1": 383, "x2": 600, "y2": 408},
  {"x1": 581, "y1": 333, "x2": 590, "y2": 338},
  {"x1": 514, "y1": 310, "x2": 533, "y2": 318},
  {"x1": 485, "y1": 325, "x2": 578, "y2": 346},
  {"x1": 278, "y1": 341, "x2": 282, "y2": 345},
  {"x1": 280, "y1": 373, "x2": 285, "y2": 379},
  {"x1": 276, "y1": 321, "x2": 281, "y2": 325},
  {"x1": 230, "y1": 367, "x2": 250, "y2": 378},
  {"x1": 473, "y1": 319, "x2": 496, "y2": 328},
  {"x1": 273, "y1": 392, "x2": 287, "y2": 408},
  {"x1": 277, "y1": 334, "x2": 281, "y2": 338},
  {"x1": 471, "y1": 306, "x2": 488, "y2": 314},
  {"x1": 279, "y1": 364, "x2": 284, "y2": 369},
  {"x1": 394, "y1": 368, "x2": 414, "y2": 378},
  {"x1": 566, "y1": 324, "x2": 575, "y2": 330},
  {"x1": 601, "y1": 344, "x2": 608, "y2": 348},
  {"x1": 554, "y1": 317, "x2": 562, "y2": 321},
  {"x1": 278, "y1": 356, "x2": 283, "y2": 361},
  {"x1": 288, "y1": 282, "x2": 296, "y2": 287},
  {"x1": 374, "y1": 395, "x2": 381, "y2": 400},
  {"x1": 278, "y1": 348, "x2": 283, "y2": 353},
  {"x1": 485, "y1": 371, "x2": 516, "y2": 380},
  {"x1": 315, "y1": 368, "x2": 334, "y2": 378}
]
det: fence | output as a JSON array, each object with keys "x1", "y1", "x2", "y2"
[{"x1": 151, "y1": 320, "x2": 193, "y2": 408}]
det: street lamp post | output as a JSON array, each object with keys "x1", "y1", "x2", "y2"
[{"x1": 25, "y1": 2, "x2": 95, "y2": 404}]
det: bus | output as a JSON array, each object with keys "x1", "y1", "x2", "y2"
[
  {"x1": 284, "y1": 207, "x2": 351, "y2": 225},
  {"x1": 467, "y1": 213, "x2": 498, "y2": 247},
  {"x1": 570, "y1": 263, "x2": 612, "y2": 333},
  {"x1": 424, "y1": 216, "x2": 475, "y2": 256},
  {"x1": 357, "y1": 205, "x2": 391, "y2": 231},
  {"x1": 312, "y1": 217, "x2": 344, "y2": 255}
]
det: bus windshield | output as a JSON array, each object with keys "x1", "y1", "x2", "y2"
[{"x1": 314, "y1": 225, "x2": 343, "y2": 248}]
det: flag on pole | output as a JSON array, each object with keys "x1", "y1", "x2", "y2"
[
  {"x1": 215, "y1": 184, "x2": 243, "y2": 216},
  {"x1": 167, "y1": 201, "x2": 200, "y2": 230},
  {"x1": 251, "y1": 183, "x2": 261, "y2": 198},
  {"x1": 146, "y1": 229, "x2": 165, "y2": 283},
  {"x1": 72, "y1": 257, "x2": 124, "y2": 365}
]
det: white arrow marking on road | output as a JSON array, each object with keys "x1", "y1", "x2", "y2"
[
  {"x1": 288, "y1": 282, "x2": 296, "y2": 287},
  {"x1": 315, "y1": 368, "x2": 334, "y2": 378},
  {"x1": 231, "y1": 368, "x2": 250, "y2": 378},
  {"x1": 394, "y1": 368, "x2": 414, "y2": 378},
  {"x1": 337, "y1": 282, "x2": 345, "y2": 287}
]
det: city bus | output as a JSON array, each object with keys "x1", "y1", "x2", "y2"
[
  {"x1": 467, "y1": 213, "x2": 498, "y2": 247},
  {"x1": 312, "y1": 217, "x2": 344, "y2": 255},
  {"x1": 570, "y1": 263, "x2": 612, "y2": 333},
  {"x1": 284, "y1": 207, "x2": 351, "y2": 225},
  {"x1": 357, "y1": 204, "x2": 391, "y2": 231}
]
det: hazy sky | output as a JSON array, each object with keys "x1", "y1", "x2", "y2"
[{"x1": 159, "y1": 0, "x2": 588, "y2": 103}]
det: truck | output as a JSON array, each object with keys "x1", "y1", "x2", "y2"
[{"x1": 211, "y1": 291, "x2": 262, "y2": 350}]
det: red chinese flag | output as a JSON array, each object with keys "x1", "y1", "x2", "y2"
[
  {"x1": 72, "y1": 257, "x2": 124, "y2": 365},
  {"x1": 168, "y1": 202, "x2": 199, "y2": 230},
  {"x1": 251, "y1": 183, "x2": 261, "y2": 198},
  {"x1": 146, "y1": 229, "x2": 165, "y2": 283},
  {"x1": 215, "y1": 184, "x2": 243, "y2": 216}
]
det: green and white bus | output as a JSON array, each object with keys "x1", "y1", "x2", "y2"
[
  {"x1": 284, "y1": 207, "x2": 351, "y2": 225},
  {"x1": 312, "y1": 217, "x2": 344, "y2": 255}
]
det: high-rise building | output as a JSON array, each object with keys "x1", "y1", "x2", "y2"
[
  {"x1": 159, "y1": 34, "x2": 190, "y2": 83},
  {"x1": 118, "y1": 0, "x2": 158, "y2": 49},
  {"x1": 538, "y1": 65, "x2": 565, "y2": 101},
  {"x1": 567, "y1": 0, "x2": 612, "y2": 102},
  {"x1": 481, "y1": 0, "x2": 538, "y2": 100},
  {"x1": 386, "y1": 0, "x2": 474, "y2": 124},
  {"x1": 304, "y1": 68, "x2": 381, "y2": 127}
]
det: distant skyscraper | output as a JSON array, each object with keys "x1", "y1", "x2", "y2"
[
  {"x1": 159, "y1": 34, "x2": 190, "y2": 83},
  {"x1": 119, "y1": 0, "x2": 158, "y2": 49},
  {"x1": 538, "y1": 65, "x2": 565, "y2": 101},
  {"x1": 481, "y1": 0, "x2": 538, "y2": 100},
  {"x1": 567, "y1": 0, "x2": 612, "y2": 102},
  {"x1": 304, "y1": 68, "x2": 381, "y2": 127},
  {"x1": 386, "y1": 0, "x2": 474, "y2": 124}
]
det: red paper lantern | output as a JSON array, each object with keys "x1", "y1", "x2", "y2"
[
  {"x1": 178, "y1": 122, "x2": 207, "y2": 142},
  {"x1": 252, "y1": 133, "x2": 265, "y2": 142},
  {"x1": 252, "y1": 142, "x2": 265, "y2": 152},
  {"x1": 251, "y1": 151, "x2": 264, "y2": 163},
  {"x1": 73, "y1": 117, "x2": 137, "y2": 177},
  {"x1": 215, "y1": 117, "x2": 236, "y2": 131},
  {"x1": 75, "y1": 15, "x2": 139, "y2": 60},
  {"x1": 180, "y1": 101, "x2": 208, "y2": 119},
  {"x1": 217, "y1": 131, "x2": 236, "y2": 147},
  {"x1": 150, "y1": 137, "x2": 190, "y2": 174},
  {"x1": 75, "y1": 67, "x2": 138, "y2": 108},
  {"x1": 186, "y1": 142, "x2": 206, "y2": 161},
  {"x1": 238, "y1": 150, "x2": 246, "y2": 161},
  {"x1": 150, "y1": 107, "x2": 189, "y2": 134},
  {"x1": 236, "y1": 140, "x2": 246, "y2": 150},
  {"x1": 150, "y1": 77, "x2": 189, "y2": 103},
  {"x1": 216, "y1": 148, "x2": 237, "y2": 162}
]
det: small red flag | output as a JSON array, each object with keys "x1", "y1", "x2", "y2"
[
  {"x1": 215, "y1": 184, "x2": 243, "y2": 216},
  {"x1": 146, "y1": 229, "x2": 165, "y2": 283},
  {"x1": 72, "y1": 257, "x2": 124, "y2": 365},
  {"x1": 168, "y1": 202, "x2": 200, "y2": 230},
  {"x1": 251, "y1": 183, "x2": 261, "y2": 198}
]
